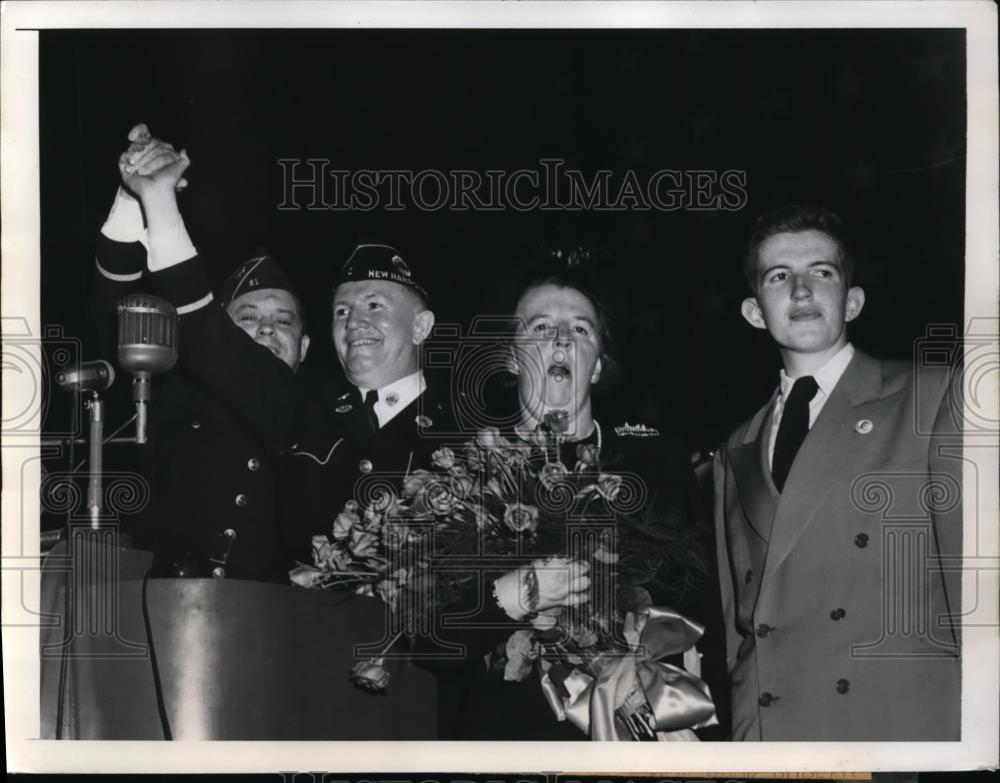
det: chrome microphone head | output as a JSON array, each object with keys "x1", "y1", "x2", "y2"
[{"x1": 117, "y1": 293, "x2": 178, "y2": 375}]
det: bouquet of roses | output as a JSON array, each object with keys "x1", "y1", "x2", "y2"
[{"x1": 290, "y1": 412, "x2": 715, "y2": 738}]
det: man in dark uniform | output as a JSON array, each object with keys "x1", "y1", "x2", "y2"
[
  {"x1": 118, "y1": 125, "x2": 457, "y2": 574},
  {"x1": 276, "y1": 243, "x2": 457, "y2": 565},
  {"x1": 92, "y1": 128, "x2": 310, "y2": 581}
]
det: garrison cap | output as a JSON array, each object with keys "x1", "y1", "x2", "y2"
[
  {"x1": 220, "y1": 254, "x2": 299, "y2": 308},
  {"x1": 333, "y1": 243, "x2": 429, "y2": 304}
]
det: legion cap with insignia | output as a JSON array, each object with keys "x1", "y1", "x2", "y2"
[
  {"x1": 333, "y1": 243, "x2": 429, "y2": 304},
  {"x1": 220, "y1": 254, "x2": 299, "y2": 308}
]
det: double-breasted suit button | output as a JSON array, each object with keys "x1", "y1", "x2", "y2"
[
  {"x1": 756, "y1": 623, "x2": 773, "y2": 638},
  {"x1": 359, "y1": 459, "x2": 373, "y2": 474},
  {"x1": 247, "y1": 458, "x2": 261, "y2": 471},
  {"x1": 744, "y1": 569, "x2": 754, "y2": 584},
  {"x1": 830, "y1": 607, "x2": 846, "y2": 620},
  {"x1": 190, "y1": 420, "x2": 201, "y2": 430},
  {"x1": 854, "y1": 533, "x2": 870, "y2": 548},
  {"x1": 836, "y1": 678, "x2": 850, "y2": 694},
  {"x1": 235, "y1": 493, "x2": 248, "y2": 507},
  {"x1": 758, "y1": 692, "x2": 775, "y2": 707}
]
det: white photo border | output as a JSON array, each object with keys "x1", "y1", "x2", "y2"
[{"x1": 3, "y1": 0, "x2": 998, "y2": 774}]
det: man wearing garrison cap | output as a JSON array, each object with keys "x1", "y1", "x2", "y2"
[
  {"x1": 274, "y1": 242, "x2": 456, "y2": 570},
  {"x1": 89, "y1": 125, "x2": 310, "y2": 581},
  {"x1": 115, "y1": 124, "x2": 455, "y2": 582},
  {"x1": 82, "y1": 126, "x2": 441, "y2": 740}
]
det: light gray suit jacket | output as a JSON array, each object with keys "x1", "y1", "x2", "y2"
[{"x1": 714, "y1": 350, "x2": 962, "y2": 740}]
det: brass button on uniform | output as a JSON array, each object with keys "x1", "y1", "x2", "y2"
[
  {"x1": 758, "y1": 692, "x2": 775, "y2": 707},
  {"x1": 744, "y1": 569, "x2": 754, "y2": 584},
  {"x1": 830, "y1": 608, "x2": 846, "y2": 620},
  {"x1": 854, "y1": 533, "x2": 870, "y2": 548},
  {"x1": 836, "y1": 678, "x2": 850, "y2": 694},
  {"x1": 235, "y1": 493, "x2": 248, "y2": 507},
  {"x1": 359, "y1": 459, "x2": 373, "y2": 474},
  {"x1": 756, "y1": 623, "x2": 773, "y2": 638},
  {"x1": 247, "y1": 458, "x2": 261, "y2": 471},
  {"x1": 190, "y1": 420, "x2": 201, "y2": 430},
  {"x1": 212, "y1": 566, "x2": 226, "y2": 579}
]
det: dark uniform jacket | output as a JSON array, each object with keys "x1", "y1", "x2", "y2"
[
  {"x1": 147, "y1": 251, "x2": 460, "y2": 576},
  {"x1": 714, "y1": 349, "x2": 962, "y2": 740},
  {"x1": 276, "y1": 371, "x2": 458, "y2": 567},
  {"x1": 426, "y1": 420, "x2": 728, "y2": 740},
  {"x1": 92, "y1": 236, "x2": 292, "y2": 580}
]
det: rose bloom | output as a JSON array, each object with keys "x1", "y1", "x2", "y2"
[
  {"x1": 349, "y1": 527, "x2": 379, "y2": 558},
  {"x1": 289, "y1": 564, "x2": 322, "y2": 588},
  {"x1": 313, "y1": 536, "x2": 351, "y2": 571},
  {"x1": 369, "y1": 487, "x2": 399, "y2": 515},
  {"x1": 596, "y1": 473, "x2": 624, "y2": 502},
  {"x1": 538, "y1": 461, "x2": 569, "y2": 491},
  {"x1": 431, "y1": 447, "x2": 456, "y2": 470},
  {"x1": 332, "y1": 507, "x2": 361, "y2": 540},
  {"x1": 351, "y1": 658, "x2": 391, "y2": 692},
  {"x1": 401, "y1": 469, "x2": 434, "y2": 498},
  {"x1": 503, "y1": 502, "x2": 540, "y2": 534},
  {"x1": 475, "y1": 427, "x2": 507, "y2": 450},
  {"x1": 576, "y1": 443, "x2": 599, "y2": 467},
  {"x1": 426, "y1": 482, "x2": 456, "y2": 515}
]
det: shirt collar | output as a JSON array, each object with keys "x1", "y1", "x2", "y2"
[
  {"x1": 779, "y1": 342, "x2": 855, "y2": 401},
  {"x1": 359, "y1": 370, "x2": 426, "y2": 410}
]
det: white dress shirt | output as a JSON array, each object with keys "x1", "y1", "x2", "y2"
[
  {"x1": 767, "y1": 343, "x2": 855, "y2": 469},
  {"x1": 358, "y1": 370, "x2": 426, "y2": 428}
]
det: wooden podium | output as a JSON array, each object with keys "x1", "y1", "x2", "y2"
[{"x1": 39, "y1": 532, "x2": 438, "y2": 739}]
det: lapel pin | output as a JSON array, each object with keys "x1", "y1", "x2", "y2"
[
  {"x1": 415, "y1": 415, "x2": 433, "y2": 428},
  {"x1": 336, "y1": 404, "x2": 353, "y2": 414},
  {"x1": 855, "y1": 419, "x2": 873, "y2": 434},
  {"x1": 386, "y1": 392, "x2": 400, "y2": 407}
]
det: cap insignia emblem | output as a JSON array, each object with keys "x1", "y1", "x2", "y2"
[{"x1": 391, "y1": 254, "x2": 412, "y2": 277}]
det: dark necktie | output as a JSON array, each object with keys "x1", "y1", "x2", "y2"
[
  {"x1": 772, "y1": 375, "x2": 819, "y2": 492},
  {"x1": 363, "y1": 389, "x2": 379, "y2": 433}
]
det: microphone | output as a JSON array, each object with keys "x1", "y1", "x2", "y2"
[
  {"x1": 56, "y1": 359, "x2": 116, "y2": 393},
  {"x1": 117, "y1": 294, "x2": 178, "y2": 444}
]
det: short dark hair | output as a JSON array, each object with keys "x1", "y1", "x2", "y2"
[{"x1": 744, "y1": 204, "x2": 855, "y2": 292}]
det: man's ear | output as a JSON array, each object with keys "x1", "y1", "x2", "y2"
[
  {"x1": 299, "y1": 334, "x2": 311, "y2": 363},
  {"x1": 741, "y1": 297, "x2": 768, "y2": 330},
  {"x1": 412, "y1": 310, "x2": 435, "y2": 345},
  {"x1": 844, "y1": 287, "x2": 866, "y2": 323}
]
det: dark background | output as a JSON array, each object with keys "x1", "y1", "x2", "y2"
[{"x1": 39, "y1": 27, "x2": 967, "y2": 457}]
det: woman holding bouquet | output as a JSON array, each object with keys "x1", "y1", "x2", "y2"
[{"x1": 428, "y1": 248, "x2": 727, "y2": 741}]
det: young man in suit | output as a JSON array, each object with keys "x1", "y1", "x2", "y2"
[{"x1": 714, "y1": 204, "x2": 962, "y2": 740}]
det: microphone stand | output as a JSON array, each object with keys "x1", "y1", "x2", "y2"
[{"x1": 84, "y1": 391, "x2": 105, "y2": 530}]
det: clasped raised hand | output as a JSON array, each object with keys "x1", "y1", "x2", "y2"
[{"x1": 118, "y1": 122, "x2": 190, "y2": 198}]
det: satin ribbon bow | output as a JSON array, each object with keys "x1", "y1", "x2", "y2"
[{"x1": 540, "y1": 606, "x2": 718, "y2": 741}]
